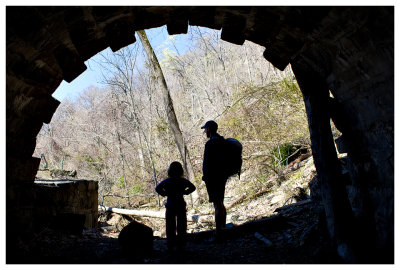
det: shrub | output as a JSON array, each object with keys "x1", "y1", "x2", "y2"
[{"x1": 271, "y1": 143, "x2": 298, "y2": 168}]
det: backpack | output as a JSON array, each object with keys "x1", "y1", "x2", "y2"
[{"x1": 223, "y1": 138, "x2": 243, "y2": 179}]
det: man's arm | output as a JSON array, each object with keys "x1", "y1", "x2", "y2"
[
  {"x1": 202, "y1": 141, "x2": 212, "y2": 181},
  {"x1": 203, "y1": 139, "x2": 223, "y2": 181}
]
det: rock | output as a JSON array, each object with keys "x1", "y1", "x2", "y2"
[
  {"x1": 308, "y1": 176, "x2": 322, "y2": 201},
  {"x1": 225, "y1": 223, "x2": 234, "y2": 229},
  {"x1": 106, "y1": 213, "x2": 130, "y2": 232},
  {"x1": 335, "y1": 135, "x2": 347, "y2": 154},
  {"x1": 287, "y1": 221, "x2": 299, "y2": 227},
  {"x1": 191, "y1": 215, "x2": 199, "y2": 223},
  {"x1": 116, "y1": 217, "x2": 131, "y2": 232},
  {"x1": 283, "y1": 232, "x2": 291, "y2": 239},
  {"x1": 49, "y1": 169, "x2": 77, "y2": 178},
  {"x1": 299, "y1": 223, "x2": 318, "y2": 246},
  {"x1": 230, "y1": 215, "x2": 242, "y2": 222},
  {"x1": 153, "y1": 231, "x2": 162, "y2": 237},
  {"x1": 289, "y1": 187, "x2": 308, "y2": 203},
  {"x1": 285, "y1": 197, "x2": 297, "y2": 205},
  {"x1": 270, "y1": 194, "x2": 284, "y2": 204},
  {"x1": 118, "y1": 221, "x2": 153, "y2": 257},
  {"x1": 254, "y1": 232, "x2": 273, "y2": 247},
  {"x1": 101, "y1": 225, "x2": 117, "y2": 233},
  {"x1": 107, "y1": 214, "x2": 121, "y2": 226}
]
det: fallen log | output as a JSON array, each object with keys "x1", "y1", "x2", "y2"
[
  {"x1": 274, "y1": 199, "x2": 313, "y2": 213},
  {"x1": 99, "y1": 205, "x2": 165, "y2": 219},
  {"x1": 98, "y1": 205, "x2": 214, "y2": 223}
]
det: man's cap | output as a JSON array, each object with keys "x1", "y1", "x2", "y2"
[{"x1": 201, "y1": 120, "x2": 218, "y2": 130}]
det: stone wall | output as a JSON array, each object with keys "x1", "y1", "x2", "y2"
[
  {"x1": 290, "y1": 8, "x2": 393, "y2": 257},
  {"x1": 34, "y1": 180, "x2": 98, "y2": 229}
]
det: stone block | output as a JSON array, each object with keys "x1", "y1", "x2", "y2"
[
  {"x1": 6, "y1": 6, "x2": 45, "y2": 43},
  {"x1": 166, "y1": 8, "x2": 189, "y2": 35},
  {"x1": 6, "y1": 156, "x2": 40, "y2": 182},
  {"x1": 131, "y1": 7, "x2": 166, "y2": 30},
  {"x1": 263, "y1": 48, "x2": 289, "y2": 71},
  {"x1": 33, "y1": 180, "x2": 98, "y2": 229},
  {"x1": 188, "y1": 7, "x2": 221, "y2": 30},
  {"x1": 167, "y1": 19, "x2": 188, "y2": 35},
  {"x1": 221, "y1": 27, "x2": 245, "y2": 45},
  {"x1": 104, "y1": 16, "x2": 137, "y2": 52},
  {"x1": 91, "y1": 6, "x2": 129, "y2": 22},
  {"x1": 7, "y1": 114, "x2": 44, "y2": 144},
  {"x1": 17, "y1": 94, "x2": 60, "y2": 124},
  {"x1": 220, "y1": 13, "x2": 246, "y2": 45},
  {"x1": 53, "y1": 44, "x2": 87, "y2": 83},
  {"x1": 77, "y1": 182, "x2": 86, "y2": 192},
  {"x1": 68, "y1": 21, "x2": 108, "y2": 61},
  {"x1": 85, "y1": 213, "x2": 96, "y2": 228},
  {"x1": 53, "y1": 212, "x2": 86, "y2": 235},
  {"x1": 88, "y1": 180, "x2": 97, "y2": 191}
]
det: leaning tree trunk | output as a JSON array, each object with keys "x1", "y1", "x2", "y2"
[{"x1": 137, "y1": 30, "x2": 200, "y2": 205}]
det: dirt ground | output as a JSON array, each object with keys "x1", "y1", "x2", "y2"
[{"x1": 14, "y1": 200, "x2": 343, "y2": 264}]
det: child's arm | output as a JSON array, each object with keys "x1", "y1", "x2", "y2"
[
  {"x1": 155, "y1": 181, "x2": 168, "y2": 196},
  {"x1": 183, "y1": 180, "x2": 196, "y2": 195}
]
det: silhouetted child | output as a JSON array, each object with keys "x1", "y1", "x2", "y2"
[{"x1": 155, "y1": 161, "x2": 196, "y2": 252}]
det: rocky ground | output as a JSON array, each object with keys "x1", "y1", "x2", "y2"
[
  {"x1": 15, "y1": 199, "x2": 342, "y2": 264},
  {"x1": 15, "y1": 155, "x2": 345, "y2": 264}
]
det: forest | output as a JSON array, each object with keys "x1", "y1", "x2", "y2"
[{"x1": 34, "y1": 26, "x2": 311, "y2": 211}]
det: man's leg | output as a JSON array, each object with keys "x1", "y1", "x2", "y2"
[{"x1": 213, "y1": 200, "x2": 226, "y2": 236}]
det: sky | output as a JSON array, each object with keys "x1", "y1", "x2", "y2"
[{"x1": 52, "y1": 25, "x2": 203, "y2": 102}]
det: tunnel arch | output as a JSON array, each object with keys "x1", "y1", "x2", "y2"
[{"x1": 6, "y1": 6, "x2": 393, "y2": 262}]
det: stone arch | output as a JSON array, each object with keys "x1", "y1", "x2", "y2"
[{"x1": 6, "y1": 6, "x2": 393, "y2": 262}]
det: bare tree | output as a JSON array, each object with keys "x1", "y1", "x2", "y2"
[
  {"x1": 96, "y1": 46, "x2": 162, "y2": 207},
  {"x1": 137, "y1": 30, "x2": 200, "y2": 205}
]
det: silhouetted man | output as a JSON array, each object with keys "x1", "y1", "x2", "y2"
[{"x1": 201, "y1": 120, "x2": 227, "y2": 239}]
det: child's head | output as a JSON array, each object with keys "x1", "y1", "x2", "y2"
[{"x1": 168, "y1": 161, "x2": 184, "y2": 178}]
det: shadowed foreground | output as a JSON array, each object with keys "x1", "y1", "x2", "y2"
[{"x1": 10, "y1": 201, "x2": 344, "y2": 264}]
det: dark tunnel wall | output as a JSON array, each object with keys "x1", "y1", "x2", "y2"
[{"x1": 6, "y1": 6, "x2": 394, "y2": 262}]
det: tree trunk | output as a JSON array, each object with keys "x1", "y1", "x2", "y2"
[
  {"x1": 133, "y1": 116, "x2": 161, "y2": 207},
  {"x1": 115, "y1": 131, "x2": 132, "y2": 207},
  {"x1": 137, "y1": 30, "x2": 200, "y2": 205},
  {"x1": 99, "y1": 205, "x2": 165, "y2": 218},
  {"x1": 136, "y1": 130, "x2": 146, "y2": 180}
]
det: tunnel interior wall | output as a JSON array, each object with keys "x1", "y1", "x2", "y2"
[
  {"x1": 289, "y1": 7, "x2": 394, "y2": 251},
  {"x1": 6, "y1": 6, "x2": 394, "y2": 259}
]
